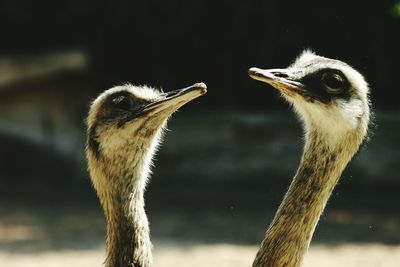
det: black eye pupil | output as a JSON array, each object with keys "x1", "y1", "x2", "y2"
[
  {"x1": 112, "y1": 96, "x2": 131, "y2": 110},
  {"x1": 322, "y1": 72, "x2": 345, "y2": 90}
]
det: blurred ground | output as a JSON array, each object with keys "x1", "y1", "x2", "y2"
[
  {"x1": 1, "y1": 243, "x2": 400, "y2": 267},
  {"x1": 0, "y1": 111, "x2": 399, "y2": 266}
]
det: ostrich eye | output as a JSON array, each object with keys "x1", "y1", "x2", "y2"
[
  {"x1": 111, "y1": 95, "x2": 133, "y2": 110},
  {"x1": 321, "y1": 71, "x2": 346, "y2": 94}
]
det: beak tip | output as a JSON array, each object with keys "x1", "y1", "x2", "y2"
[
  {"x1": 248, "y1": 67, "x2": 257, "y2": 72},
  {"x1": 194, "y1": 82, "x2": 207, "y2": 95},
  {"x1": 248, "y1": 67, "x2": 260, "y2": 79}
]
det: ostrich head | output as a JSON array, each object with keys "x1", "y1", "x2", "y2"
[
  {"x1": 249, "y1": 50, "x2": 370, "y2": 146},
  {"x1": 86, "y1": 83, "x2": 206, "y2": 267},
  {"x1": 86, "y1": 83, "x2": 207, "y2": 201}
]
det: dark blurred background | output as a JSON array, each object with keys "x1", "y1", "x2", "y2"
[{"x1": 0, "y1": 1, "x2": 399, "y2": 266}]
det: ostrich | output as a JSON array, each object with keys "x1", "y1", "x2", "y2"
[
  {"x1": 248, "y1": 50, "x2": 371, "y2": 267},
  {"x1": 85, "y1": 82, "x2": 207, "y2": 267}
]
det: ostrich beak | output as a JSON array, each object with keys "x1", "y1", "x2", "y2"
[
  {"x1": 140, "y1": 83, "x2": 207, "y2": 116},
  {"x1": 248, "y1": 68, "x2": 304, "y2": 97}
]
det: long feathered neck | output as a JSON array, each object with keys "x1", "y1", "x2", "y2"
[
  {"x1": 101, "y1": 131, "x2": 163, "y2": 267},
  {"x1": 104, "y1": 186, "x2": 152, "y2": 267},
  {"x1": 252, "y1": 127, "x2": 363, "y2": 267},
  {"x1": 88, "y1": 128, "x2": 165, "y2": 267}
]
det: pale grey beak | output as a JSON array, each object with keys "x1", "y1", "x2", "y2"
[
  {"x1": 140, "y1": 83, "x2": 207, "y2": 116},
  {"x1": 248, "y1": 67, "x2": 304, "y2": 96}
]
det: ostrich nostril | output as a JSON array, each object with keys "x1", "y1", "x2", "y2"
[
  {"x1": 273, "y1": 72, "x2": 289, "y2": 78},
  {"x1": 163, "y1": 89, "x2": 180, "y2": 98}
]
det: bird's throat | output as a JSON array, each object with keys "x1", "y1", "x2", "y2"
[{"x1": 253, "y1": 131, "x2": 359, "y2": 267}]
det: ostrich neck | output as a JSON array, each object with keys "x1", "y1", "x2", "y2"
[
  {"x1": 253, "y1": 130, "x2": 359, "y2": 267},
  {"x1": 104, "y1": 188, "x2": 151, "y2": 267},
  {"x1": 94, "y1": 127, "x2": 164, "y2": 267},
  {"x1": 101, "y1": 162, "x2": 153, "y2": 267}
]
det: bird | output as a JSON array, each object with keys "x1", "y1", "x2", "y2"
[
  {"x1": 85, "y1": 82, "x2": 207, "y2": 267},
  {"x1": 248, "y1": 50, "x2": 371, "y2": 267}
]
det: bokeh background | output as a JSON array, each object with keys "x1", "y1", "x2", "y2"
[{"x1": 1, "y1": 1, "x2": 400, "y2": 266}]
